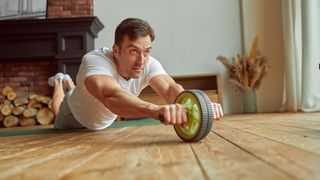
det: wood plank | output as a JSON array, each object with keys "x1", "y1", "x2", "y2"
[
  {"x1": 0, "y1": 132, "x2": 91, "y2": 161},
  {"x1": 0, "y1": 128, "x2": 129, "y2": 179},
  {"x1": 222, "y1": 113, "x2": 320, "y2": 131},
  {"x1": 0, "y1": 129, "x2": 84, "y2": 148},
  {"x1": 233, "y1": 118, "x2": 320, "y2": 132},
  {"x1": 273, "y1": 124, "x2": 320, "y2": 139},
  {"x1": 256, "y1": 118, "x2": 320, "y2": 131},
  {"x1": 214, "y1": 122, "x2": 320, "y2": 179},
  {"x1": 1, "y1": 113, "x2": 319, "y2": 179},
  {"x1": 190, "y1": 132, "x2": 290, "y2": 179},
  {"x1": 222, "y1": 113, "x2": 320, "y2": 123},
  {"x1": 0, "y1": 133, "x2": 59, "y2": 148},
  {"x1": 60, "y1": 125, "x2": 205, "y2": 180},
  {"x1": 0, "y1": 132, "x2": 90, "y2": 167},
  {"x1": 2, "y1": 125, "x2": 204, "y2": 179},
  {"x1": 220, "y1": 120, "x2": 320, "y2": 155},
  {"x1": 0, "y1": 124, "x2": 53, "y2": 132},
  {"x1": 243, "y1": 121, "x2": 320, "y2": 140}
]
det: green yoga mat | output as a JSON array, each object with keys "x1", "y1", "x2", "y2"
[{"x1": 0, "y1": 118, "x2": 161, "y2": 137}]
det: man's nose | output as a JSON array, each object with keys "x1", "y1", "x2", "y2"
[{"x1": 136, "y1": 52, "x2": 145, "y2": 64}]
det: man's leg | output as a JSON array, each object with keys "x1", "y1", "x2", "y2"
[
  {"x1": 50, "y1": 75, "x2": 65, "y2": 116},
  {"x1": 50, "y1": 74, "x2": 84, "y2": 129},
  {"x1": 50, "y1": 73, "x2": 74, "y2": 116}
]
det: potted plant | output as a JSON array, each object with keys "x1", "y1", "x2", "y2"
[{"x1": 217, "y1": 35, "x2": 270, "y2": 113}]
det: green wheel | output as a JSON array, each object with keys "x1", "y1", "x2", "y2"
[{"x1": 174, "y1": 90, "x2": 214, "y2": 142}]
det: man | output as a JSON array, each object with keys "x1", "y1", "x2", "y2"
[{"x1": 49, "y1": 18, "x2": 223, "y2": 130}]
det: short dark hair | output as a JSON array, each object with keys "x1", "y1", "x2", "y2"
[{"x1": 114, "y1": 18, "x2": 155, "y2": 46}]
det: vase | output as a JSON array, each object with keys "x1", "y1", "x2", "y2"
[{"x1": 242, "y1": 89, "x2": 257, "y2": 113}]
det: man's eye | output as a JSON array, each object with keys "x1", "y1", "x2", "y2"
[
  {"x1": 144, "y1": 50, "x2": 151, "y2": 56},
  {"x1": 130, "y1": 50, "x2": 138, "y2": 54}
]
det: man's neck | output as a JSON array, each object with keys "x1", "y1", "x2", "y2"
[{"x1": 112, "y1": 53, "x2": 130, "y2": 81}]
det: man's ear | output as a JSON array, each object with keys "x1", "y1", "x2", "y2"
[{"x1": 112, "y1": 44, "x2": 120, "y2": 58}]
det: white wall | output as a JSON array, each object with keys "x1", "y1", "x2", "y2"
[
  {"x1": 241, "y1": 0, "x2": 285, "y2": 112},
  {"x1": 94, "y1": 0, "x2": 243, "y2": 114}
]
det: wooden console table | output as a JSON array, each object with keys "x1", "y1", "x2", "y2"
[{"x1": 139, "y1": 73, "x2": 222, "y2": 105}]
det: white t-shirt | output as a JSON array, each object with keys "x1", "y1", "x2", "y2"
[{"x1": 66, "y1": 47, "x2": 167, "y2": 130}]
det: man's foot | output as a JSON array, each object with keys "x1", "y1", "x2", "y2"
[
  {"x1": 48, "y1": 73, "x2": 65, "y2": 87},
  {"x1": 63, "y1": 74, "x2": 75, "y2": 90},
  {"x1": 63, "y1": 74, "x2": 72, "y2": 84}
]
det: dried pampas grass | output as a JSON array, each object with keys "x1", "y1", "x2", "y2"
[{"x1": 217, "y1": 35, "x2": 270, "y2": 91}]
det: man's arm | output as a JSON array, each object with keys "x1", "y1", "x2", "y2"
[
  {"x1": 84, "y1": 74, "x2": 187, "y2": 124},
  {"x1": 148, "y1": 74, "x2": 184, "y2": 103},
  {"x1": 84, "y1": 75, "x2": 158, "y2": 118}
]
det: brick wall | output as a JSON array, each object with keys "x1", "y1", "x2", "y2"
[
  {"x1": 47, "y1": 0, "x2": 93, "y2": 18},
  {"x1": 0, "y1": 61, "x2": 57, "y2": 96}
]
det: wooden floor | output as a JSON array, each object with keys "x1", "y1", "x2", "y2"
[{"x1": 0, "y1": 113, "x2": 320, "y2": 180}]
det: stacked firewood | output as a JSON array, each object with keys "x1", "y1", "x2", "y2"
[{"x1": 0, "y1": 86, "x2": 55, "y2": 128}]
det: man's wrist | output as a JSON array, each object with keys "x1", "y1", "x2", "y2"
[{"x1": 146, "y1": 103, "x2": 160, "y2": 118}]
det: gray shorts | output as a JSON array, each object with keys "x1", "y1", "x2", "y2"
[{"x1": 54, "y1": 92, "x2": 84, "y2": 130}]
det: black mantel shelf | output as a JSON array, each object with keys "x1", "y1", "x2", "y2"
[{"x1": 0, "y1": 16, "x2": 104, "y2": 61}]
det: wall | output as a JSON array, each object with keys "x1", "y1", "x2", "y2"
[
  {"x1": 241, "y1": 0, "x2": 285, "y2": 112},
  {"x1": 94, "y1": 0, "x2": 243, "y2": 114},
  {"x1": 47, "y1": 0, "x2": 93, "y2": 18}
]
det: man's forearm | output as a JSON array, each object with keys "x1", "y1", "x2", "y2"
[
  {"x1": 166, "y1": 83, "x2": 184, "y2": 103},
  {"x1": 103, "y1": 88, "x2": 159, "y2": 118}
]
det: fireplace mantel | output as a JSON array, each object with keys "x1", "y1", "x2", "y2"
[
  {"x1": 0, "y1": 17, "x2": 104, "y2": 85},
  {"x1": 0, "y1": 17, "x2": 104, "y2": 61}
]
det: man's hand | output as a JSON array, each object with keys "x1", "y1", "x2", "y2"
[
  {"x1": 211, "y1": 102, "x2": 223, "y2": 120},
  {"x1": 154, "y1": 104, "x2": 188, "y2": 126},
  {"x1": 154, "y1": 102, "x2": 223, "y2": 126}
]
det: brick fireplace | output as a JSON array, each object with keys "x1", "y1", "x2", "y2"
[{"x1": 0, "y1": 0, "x2": 103, "y2": 96}]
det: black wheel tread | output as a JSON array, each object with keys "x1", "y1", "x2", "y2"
[{"x1": 190, "y1": 89, "x2": 213, "y2": 142}]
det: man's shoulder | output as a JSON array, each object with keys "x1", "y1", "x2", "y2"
[
  {"x1": 83, "y1": 47, "x2": 114, "y2": 64},
  {"x1": 78, "y1": 47, "x2": 116, "y2": 79},
  {"x1": 86, "y1": 47, "x2": 112, "y2": 57}
]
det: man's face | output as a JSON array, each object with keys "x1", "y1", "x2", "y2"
[{"x1": 113, "y1": 34, "x2": 152, "y2": 80}]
